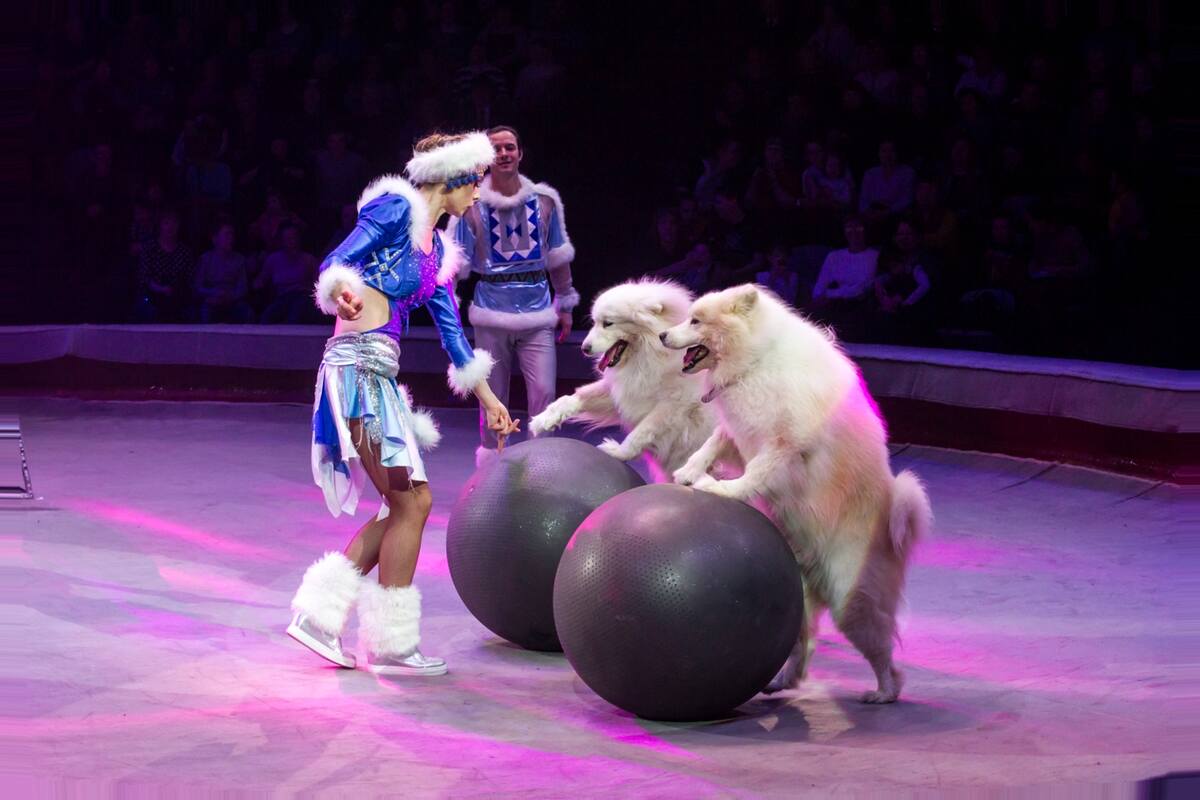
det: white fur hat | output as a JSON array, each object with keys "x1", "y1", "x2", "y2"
[{"x1": 404, "y1": 131, "x2": 495, "y2": 186}]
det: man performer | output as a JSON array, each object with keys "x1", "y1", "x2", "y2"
[{"x1": 456, "y1": 125, "x2": 579, "y2": 466}]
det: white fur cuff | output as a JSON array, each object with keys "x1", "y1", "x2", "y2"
[
  {"x1": 468, "y1": 303, "x2": 560, "y2": 331},
  {"x1": 555, "y1": 287, "x2": 581, "y2": 313},
  {"x1": 547, "y1": 242, "x2": 575, "y2": 270},
  {"x1": 448, "y1": 349, "x2": 496, "y2": 397},
  {"x1": 291, "y1": 552, "x2": 363, "y2": 635},
  {"x1": 358, "y1": 582, "x2": 422, "y2": 658},
  {"x1": 314, "y1": 264, "x2": 366, "y2": 315}
]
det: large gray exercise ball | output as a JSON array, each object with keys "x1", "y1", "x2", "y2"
[
  {"x1": 553, "y1": 483, "x2": 804, "y2": 721},
  {"x1": 446, "y1": 437, "x2": 645, "y2": 651}
]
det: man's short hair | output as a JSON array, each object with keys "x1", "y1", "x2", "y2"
[{"x1": 487, "y1": 125, "x2": 521, "y2": 149}]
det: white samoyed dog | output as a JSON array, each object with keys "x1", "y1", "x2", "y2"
[
  {"x1": 530, "y1": 279, "x2": 719, "y2": 482},
  {"x1": 661, "y1": 283, "x2": 932, "y2": 703}
]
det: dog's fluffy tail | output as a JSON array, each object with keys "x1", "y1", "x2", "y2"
[{"x1": 889, "y1": 470, "x2": 932, "y2": 556}]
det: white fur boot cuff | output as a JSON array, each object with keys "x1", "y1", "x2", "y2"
[
  {"x1": 290, "y1": 552, "x2": 363, "y2": 635},
  {"x1": 358, "y1": 582, "x2": 422, "y2": 658}
]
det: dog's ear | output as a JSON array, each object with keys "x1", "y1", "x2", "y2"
[
  {"x1": 729, "y1": 284, "x2": 759, "y2": 316},
  {"x1": 632, "y1": 300, "x2": 665, "y2": 329}
]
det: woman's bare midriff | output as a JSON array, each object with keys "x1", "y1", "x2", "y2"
[{"x1": 333, "y1": 285, "x2": 391, "y2": 335}]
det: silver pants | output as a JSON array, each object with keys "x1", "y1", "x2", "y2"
[{"x1": 473, "y1": 325, "x2": 557, "y2": 447}]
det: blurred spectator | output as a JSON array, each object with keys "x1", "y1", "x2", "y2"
[
  {"x1": 955, "y1": 45, "x2": 1007, "y2": 103},
  {"x1": 872, "y1": 219, "x2": 933, "y2": 342},
  {"x1": 656, "y1": 242, "x2": 715, "y2": 296},
  {"x1": 24, "y1": 2, "x2": 1171, "y2": 363},
  {"x1": 257, "y1": 222, "x2": 318, "y2": 324},
  {"x1": 136, "y1": 210, "x2": 196, "y2": 322},
  {"x1": 240, "y1": 136, "x2": 307, "y2": 208},
  {"x1": 514, "y1": 39, "x2": 567, "y2": 114},
  {"x1": 940, "y1": 138, "x2": 990, "y2": 230},
  {"x1": 695, "y1": 139, "x2": 746, "y2": 209},
  {"x1": 855, "y1": 40, "x2": 900, "y2": 108},
  {"x1": 250, "y1": 188, "x2": 304, "y2": 255},
  {"x1": 798, "y1": 140, "x2": 826, "y2": 207},
  {"x1": 913, "y1": 180, "x2": 961, "y2": 275},
  {"x1": 195, "y1": 220, "x2": 253, "y2": 323},
  {"x1": 755, "y1": 244, "x2": 800, "y2": 305},
  {"x1": 454, "y1": 41, "x2": 507, "y2": 110},
  {"x1": 745, "y1": 137, "x2": 803, "y2": 221},
  {"x1": 859, "y1": 140, "x2": 915, "y2": 219},
  {"x1": 1028, "y1": 205, "x2": 1091, "y2": 280},
  {"x1": 648, "y1": 208, "x2": 688, "y2": 268},
  {"x1": 324, "y1": 203, "x2": 360, "y2": 255},
  {"x1": 676, "y1": 194, "x2": 710, "y2": 249},
  {"x1": 314, "y1": 131, "x2": 369, "y2": 228},
  {"x1": 807, "y1": 3, "x2": 855, "y2": 73},
  {"x1": 960, "y1": 213, "x2": 1028, "y2": 331},
  {"x1": 811, "y1": 151, "x2": 855, "y2": 212},
  {"x1": 812, "y1": 215, "x2": 877, "y2": 304},
  {"x1": 711, "y1": 188, "x2": 755, "y2": 269}
]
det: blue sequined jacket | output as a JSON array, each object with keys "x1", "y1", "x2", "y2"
[{"x1": 315, "y1": 175, "x2": 492, "y2": 396}]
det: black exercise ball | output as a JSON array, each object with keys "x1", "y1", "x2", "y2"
[
  {"x1": 553, "y1": 483, "x2": 804, "y2": 721},
  {"x1": 447, "y1": 437, "x2": 645, "y2": 651}
]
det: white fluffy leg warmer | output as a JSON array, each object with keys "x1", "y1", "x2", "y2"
[
  {"x1": 358, "y1": 582, "x2": 422, "y2": 658},
  {"x1": 290, "y1": 552, "x2": 363, "y2": 635}
]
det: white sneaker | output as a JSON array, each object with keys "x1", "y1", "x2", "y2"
[
  {"x1": 366, "y1": 649, "x2": 448, "y2": 676},
  {"x1": 286, "y1": 613, "x2": 356, "y2": 669}
]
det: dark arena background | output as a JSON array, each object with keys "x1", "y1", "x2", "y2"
[{"x1": 3, "y1": 1, "x2": 1195, "y2": 797}]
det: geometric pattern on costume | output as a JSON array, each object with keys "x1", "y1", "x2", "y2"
[
  {"x1": 487, "y1": 197, "x2": 542, "y2": 265},
  {"x1": 456, "y1": 174, "x2": 575, "y2": 330}
]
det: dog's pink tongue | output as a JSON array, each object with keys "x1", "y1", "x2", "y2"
[{"x1": 599, "y1": 345, "x2": 616, "y2": 371}]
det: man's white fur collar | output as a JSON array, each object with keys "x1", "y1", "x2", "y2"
[{"x1": 478, "y1": 175, "x2": 570, "y2": 242}]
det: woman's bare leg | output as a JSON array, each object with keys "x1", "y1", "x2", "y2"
[
  {"x1": 344, "y1": 515, "x2": 387, "y2": 575},
  {"x1": 348, "y1": 420, "x2": 433, "y2": 587}
]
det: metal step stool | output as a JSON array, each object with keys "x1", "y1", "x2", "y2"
[{"x1": 0, "y1": 417, "x2": 34, "y2": 499}]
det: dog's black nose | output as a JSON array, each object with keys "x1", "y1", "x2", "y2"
[
  {"x1": 658, "y1": 332, "x2": 668, "y2": 344},
  {"x1": 581, "y1": 342, "x2": 592, "y2": 355}
]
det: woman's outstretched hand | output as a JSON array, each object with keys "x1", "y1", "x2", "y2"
[{"x1": 485, "y1": 401, "x2": 521, "y2": 453}]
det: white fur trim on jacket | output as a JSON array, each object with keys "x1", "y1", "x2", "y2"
[
  {"x1": 405, "y1": 132, "x2": 495, "y2": 186},
  {"x1": 314, "y1": 263, "x2": 366, "y2": 315},
  {"x1": 357, "y1": 582, "x2": 422, "y2": 658},
  {"x1": 290, "y1": 552, "x2": 363, "y2": 635},
  {"x1": 448, "y1": 348, "x2": 496, "y2": 397},
  {"x1": 532, "y1": 181, "x2": 570, "y2": 236},
  {"x1": 477, "y1": 174, "x2": 537, "y2": 209},
  {"x1": 468, "y1": 303, "x2": 560, "y2": 331},
  {"x1": 478, "y1": 176, "x2": 573, "y2": 246},
  {"x1": 409, "y1": 409, "x2": 442, "y2": 450},
  {"x1": 547, "y1": 241, "x2": 575, "y2": 270},
  {"x1": 396, "y1": 383, "x2": 441, "y2": 449},
  {"x1": 554, "y1": 287, "x2": 581, "y2": 313},
  {"x1": 356, "y1": 173, "x2": 431, "y2": 247},
  {"x1": 436, "y1": 229, "x2": 465, "y2": 286}
]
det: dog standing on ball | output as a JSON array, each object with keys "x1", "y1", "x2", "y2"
[
  {"x1": 661, "y1": 284, "x2": 932, "y2": 703},
  {"x1": 530, "y1": 279, "x2": 721, "y2": 482}
]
